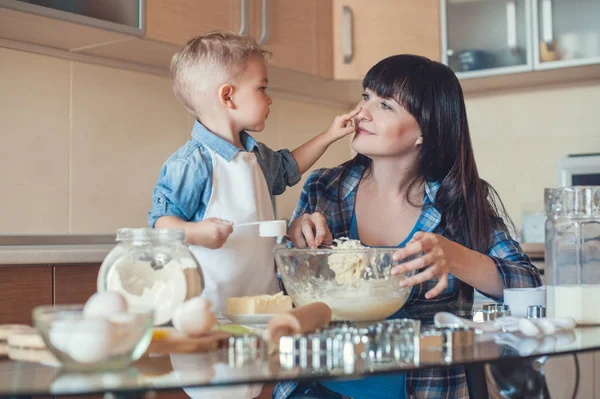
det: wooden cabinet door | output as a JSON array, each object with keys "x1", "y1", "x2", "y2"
[
  {"x1": 0, "y1": 266, "x2": 52, "y2": 325},
  {"x1": 146, "y1": 0, "x2": 245, "y2": 45},
  {"x1": 332, "y1": 0, "x2": 440, "y2": 80},
  {"x1": 53, "y1": 264, "x2": 101, "y2": 305},
  {"x1": 252, "y1": 0, "x2": 333, "y2": 78}
]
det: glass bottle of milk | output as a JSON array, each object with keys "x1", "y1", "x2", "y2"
[{"x1": 545, "y1": 186, "x2": 600, "y2": 325}]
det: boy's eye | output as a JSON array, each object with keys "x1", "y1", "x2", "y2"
[
  {"x1": 361, "y1": 92, "x2": 370, "y2": 101},
  {"x1": 380, "y1": 102, "x2": 392, "y2": 110}
]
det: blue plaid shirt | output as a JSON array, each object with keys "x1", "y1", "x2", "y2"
[{"x1": 274, "y1": 161, "x2": 542, "y2": 399}]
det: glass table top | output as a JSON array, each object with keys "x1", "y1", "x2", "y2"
[{"x1": 1, "y1": 305, "x2": 599, "y2": 397}]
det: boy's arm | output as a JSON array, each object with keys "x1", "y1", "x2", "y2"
[
  {"x1": 149, "y1": 156, "x2": 232, "y2": 248},
  {"x1": 291, "y1": 106, "x2": 360, "y2": 174},
  {"x1": 156, "y1": 216, "x2": 233, "y2": 249}
]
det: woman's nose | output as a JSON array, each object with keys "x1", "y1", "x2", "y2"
[{"x1": 356, "y1": 103, "x2": 371, "y2": 121}]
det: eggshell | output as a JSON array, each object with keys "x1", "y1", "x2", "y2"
[
  {"x1": 172, "y1": 298, "x2": 216, "y2": 337},
  {"x1": 67, "y1": 318, "x2": 115, "y2": 364},
  {"x1": 83, "y1": 292, "x2": 127, "y2": 319}
]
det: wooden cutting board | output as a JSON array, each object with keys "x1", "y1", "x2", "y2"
[{"x1": 146, "y1": 328, "x2": 232, "y2": 355}]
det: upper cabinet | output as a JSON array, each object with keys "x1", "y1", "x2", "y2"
[
  {"x1": 532, "y1": 0, "x2": 600, "y2": 69},
  {"x1": 441, "y1": 0, "x2": 600, "y2": 79},
  {"x1": 332, "y1": 0, "x2": 441, "y2": 80},
  {"x1": 250, "y1": 0, "x2": 333, "y2": 78},
  {"x1": 442, "y1": 0, "x2": 533, "y2": 78},
  {"x1": 145, "y1": 0, "x2": 333, "y2": 78},
  {"x1": 145, "y1": 0, "x2": 243, "y2": 45}
]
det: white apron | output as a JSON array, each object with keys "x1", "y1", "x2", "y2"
[{"x1": 185, "y1": 149, "x2": 279, "y2": 399}]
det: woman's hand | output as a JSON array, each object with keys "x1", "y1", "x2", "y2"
[
  {"x1": 288, "y1": 213, "x2": 333, "y2": 249},
  {"x1": 391, "y1": 232, "x2": 454, "y2": 299}
]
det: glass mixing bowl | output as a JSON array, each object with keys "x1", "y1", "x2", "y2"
[
  {"x1": 33, "y1": 305, "x2": 153, "y2": 371},
  {"x1": 275, "y1": 247, "x2": 417, "y2": 321}
]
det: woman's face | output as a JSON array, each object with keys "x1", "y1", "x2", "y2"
[{"x1": 351, "y1": 88, "x2": 422, "y2": 158}]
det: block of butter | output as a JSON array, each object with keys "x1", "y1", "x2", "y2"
[{"x1": 227, "y1": 292, "x2": 293, "y2": 315}]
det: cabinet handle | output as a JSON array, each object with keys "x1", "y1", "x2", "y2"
[
  {"x1": 506, "y1": 0, "x2": 517, "y2": 54},
  {"x1": 541, "y1": 0, "x2": 554, "y2": 48},
  {"x1": 342, "y1": 5, "x2": 353, "y2": 64},
  {"x1": 239, "y1": 0, "x2": 248, "y2": 35},
  {"x1": 259, "y1": 0, "x2": 269, "y2": 45}
]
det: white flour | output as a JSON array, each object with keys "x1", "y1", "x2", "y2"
[
  {"x1": 106, "y1": 260, "x2": 188, "y2": 325},
  {"x1": 547, "y1": 285, "x2": 600, "y2": 325}
]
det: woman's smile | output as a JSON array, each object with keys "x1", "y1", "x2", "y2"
[{"x1": 356, "y1": 126, "x2": 374, "y2": 136}]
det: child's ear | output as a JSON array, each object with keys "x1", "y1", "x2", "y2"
[{"x1": 218, "y1": 84, "x2": 235, "y2": 108}]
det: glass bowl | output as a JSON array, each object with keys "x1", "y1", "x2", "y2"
[
  {"x1": 33, "y1": 305, "x2": 154, "y2": 371},
  {"x1": 274, "y1": 247, "x2": 417, "y2": 321}
]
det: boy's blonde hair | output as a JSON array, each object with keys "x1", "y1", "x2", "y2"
[{"x1": 170, "y1": 31, "x2": 272, "y2": 116}]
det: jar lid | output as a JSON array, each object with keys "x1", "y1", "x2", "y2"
[
  {"x1": 115, "y1": 228, "x2": 185, "y2": 243},
  {"x1": 545, "y1": 186, "x2": 600, "y2": 218}
]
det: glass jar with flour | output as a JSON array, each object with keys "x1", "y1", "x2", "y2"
[
  {"x1": 545, "y1": 186, "x2": 600, "y2": 325},
  {"x1": 97, "y1": 228, "x2": 204, "y2": 325}
]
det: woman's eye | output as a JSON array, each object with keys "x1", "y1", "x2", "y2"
[
  {"x1": 380, "y1": 102, "x2": 392, "y2": 110},
  {"x1": 260, "y1": 86, "x2": 268, "y2": 92}
]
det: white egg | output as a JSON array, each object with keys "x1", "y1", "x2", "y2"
[
  {"x1": 172, "y1": 298, "x2": 216, "y2": 337},
  {"x1": 83, "y1": 291, "x2": 127, "y2": 319},
  {"x1": 48, "y1": 319, "x2": 78, "y2": 353},
  {"x1": 68, "y1": 318, "x2": 115, "y2": 364}
]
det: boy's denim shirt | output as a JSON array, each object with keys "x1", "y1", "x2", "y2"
[{"x1": 148, "y1": 121, "x2": 301, "y2": 227}]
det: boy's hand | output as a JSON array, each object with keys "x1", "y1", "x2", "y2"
[
  {"x1": 188, "y1": 218, "x2": 233, "y2": 249},
  {"x1": 323, "y1": 106, "x2": 361, "y2": 142}
]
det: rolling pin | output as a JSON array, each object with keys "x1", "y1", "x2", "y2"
[{"x1": 266, "y1": 302, "x2": 332, "y2": 344}]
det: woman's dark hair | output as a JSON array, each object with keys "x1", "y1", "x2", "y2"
[{"x1": 340, "y1": 54, "x2": 511, "y2": 303}]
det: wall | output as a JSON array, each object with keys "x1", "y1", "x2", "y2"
[
  {"x1": 0, "y1": 47, "x2": 351, "y2": 234},
  {"x1": 2, "y1": 44, "x2": 600, "y2": 236},
  {"x1": 466, "y1": 83, "x2": 600, "y2": 233}
]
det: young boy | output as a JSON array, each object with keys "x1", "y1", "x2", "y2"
[{"x1": 149, "y1": 30, "x2": 357, "y2": 399}]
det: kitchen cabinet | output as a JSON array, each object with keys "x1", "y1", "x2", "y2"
[
  {"x1": 442, "y1": 0, "x2": 533, "y2": 78},
  {"x1": 441, "y1": 0, "x2": 600, "y2": 79},
  {"x1": 532, "y1": 0, "x2": 600, "y2": 70},
  {"x1": 250, "y1": 0, "x2": 333, "y2": 78},
  {"x1": 0, "y1": 266, "x2": 52, "y2": 325},
  {"x1": 146, "y1": 0, "x2": 333, "y2": 78},
  {"x1": 145, "y1": 0, "x2": 244, "y2": 46},
  {"x1": 332, "y1": 0, "x2": 441, "y2": 80},
  {"x1": 53, "y1": 264, "x2": 101, "y2": 305}
]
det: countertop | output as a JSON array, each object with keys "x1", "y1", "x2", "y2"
[{"x1": 0, "y1": 235, "x2": 115, "y2": 265}]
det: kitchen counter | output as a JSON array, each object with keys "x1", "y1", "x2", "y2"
[{"x1": 0, "y1": 235, "x2": 115, "y2": 265}]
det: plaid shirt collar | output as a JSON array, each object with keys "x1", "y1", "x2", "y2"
[{"x1": 326, "y1": 160, "x2": 439, "y2": 205}]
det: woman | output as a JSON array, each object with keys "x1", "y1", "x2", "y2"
[{"x1": 275, "y1": 55, "x2": 542, "y2": 399}]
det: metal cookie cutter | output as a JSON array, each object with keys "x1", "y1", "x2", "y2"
[
  {"x1": 227, "y1": 334, "x2": 267, "y2": 366},
  {"x1": 527, "y1": 305, "x2": 546, "y2": 319},
  {"x1": 419, "y1": 326, "x2": 475, "y2": 364},
  {"x1": 483, "y1": 303, "x2": 511, "y2": 320}
]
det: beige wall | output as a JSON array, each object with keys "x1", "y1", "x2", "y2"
[
  {"x1": 2, "y1": 45, "x2": 599, "y2": 236},
  {"x1": 466, "y1": 83, "x2": 600, "y2": 234},
  {"x1": 0, "y1": 47, "x2": 351, "y2": 234}
]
